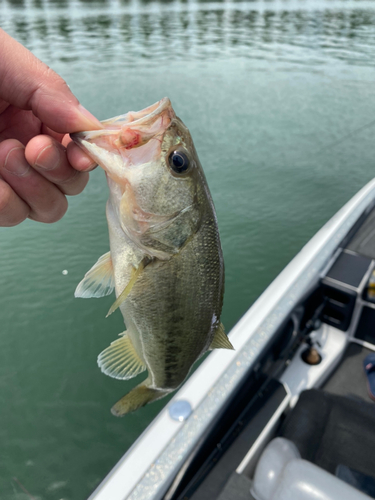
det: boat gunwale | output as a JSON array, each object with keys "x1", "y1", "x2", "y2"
[{"x1": 89, "y1": 178, "x2": 375, "y2": 500}]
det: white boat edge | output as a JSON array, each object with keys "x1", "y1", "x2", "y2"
[{"x1": 88, "y1": 177, "x2": 375, "y2": 500}]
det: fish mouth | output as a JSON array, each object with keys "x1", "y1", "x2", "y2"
[
  {"x1": 70, "y1": 98, "x2": 175, "y2": 174},
  {"x1": 100, "y1": 98, "x2": 174, "y2": 131}
]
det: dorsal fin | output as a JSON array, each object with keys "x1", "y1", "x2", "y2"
[
  {"x1": 209, "y1": 323, "x2": 234, "y2": 350},
  {"x1": 75, "y1": 252, "x2": 114, "y2": 298},
  {"x1": 97, "y1": 332, "x2": 146, "y2": 380}
]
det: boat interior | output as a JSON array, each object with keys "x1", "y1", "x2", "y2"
[{"x1": 162, "y1": 205, "x2": 375, "y2": 500}]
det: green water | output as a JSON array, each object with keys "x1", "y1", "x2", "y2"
[{"x1": 1, "y1": 0, "x2": 375, "y2": 498}]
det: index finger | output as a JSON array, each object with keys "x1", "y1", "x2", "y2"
[{"x1": 0, "y1": 29, "x2": 103, "y2": 134}]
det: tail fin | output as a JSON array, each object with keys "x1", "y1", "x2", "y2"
[{"x1": 111, "y1": 383, "x2": 170, "y2": 416}]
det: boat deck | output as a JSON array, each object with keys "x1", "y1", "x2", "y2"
[{"x1": 323, "y1": 342, "x2": 373, "y2": 402}]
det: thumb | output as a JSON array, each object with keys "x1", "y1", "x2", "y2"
[{"x1": 0, "y1": 28, "x2": 102, "y2": 133}]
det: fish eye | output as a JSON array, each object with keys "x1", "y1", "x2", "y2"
[{"x1": 169, "y1": 150, "x2": 190, "y2": 174}]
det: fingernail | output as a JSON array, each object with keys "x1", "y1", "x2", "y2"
[
  {"x1": 4, "y1": 147, "x2": 30, "y2": 176},
  {"x1": 35, "y1": 144, "x2": 61, "y2": 171},
  {"x1": 77, "y1": 105, "x2": 103, "y2": 130}
]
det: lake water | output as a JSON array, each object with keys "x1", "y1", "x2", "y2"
[{"x1": 1, "y1": 0, "x2": 375, "y2": 498}]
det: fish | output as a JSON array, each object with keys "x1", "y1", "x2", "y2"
[{"x1": 71, "y1": 98, "x2": 233, "y2": 416}]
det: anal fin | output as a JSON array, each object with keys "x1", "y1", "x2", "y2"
[
  {"x1": 75, "y1": 251, "x2": 114, "y2": 298},
  {"x1": 209, "y1": 323, "x2": 234, "y2": 350},
  {"x1": 97, "y1": 332, "x2": 146, "y2": 380}
]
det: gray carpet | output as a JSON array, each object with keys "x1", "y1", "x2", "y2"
[
  {"x1": 280, "y1": 389, "x2": 375, "y2": 478},
  {"x1": 217, "y1": 473, "x2": 254, "y2": 500},
  {"x1": 323, "y1": 343, "x2": 373, "y2": 402}
]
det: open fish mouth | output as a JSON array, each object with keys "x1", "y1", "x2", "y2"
[
  {"x1": 100, "y1": 98, "x2": 174, "y2": 131},
  {"x1": 70, "y1": 98, "x2": 176, "y2": 172}
]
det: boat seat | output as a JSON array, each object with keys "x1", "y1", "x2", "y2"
[
  {"x1": 278, "y1": 389, "x2": 375, "y2": 479},
  {"x1": 251, "y1": 438, "x2": 372, "y2": 500}
]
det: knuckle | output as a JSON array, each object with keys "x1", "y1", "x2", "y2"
[
  {"x1": 27, "y1": 65, "x2": 73, "y2": 118},
  {"x1": 0, "y1": 183, "x2": 12, "y2": 213},
  {"x1": 59, "y1": 170, "x2": 89, "y2": 195},
  {"x1": 0, "y1": 182, "x2": 28, "y2": 226},
  {"x1": 28, "y1": 186, "x2": 68, "y2": 224},
  {"x1": 34, "y1": 62, "x2": 67, "y2": 88},
  {"x1": 74, "y1": 178, "x2": 89, "y2": 195},
  {"x1": 44, "y1": 196, "x2": 68, "y2": 223},
  {"x1": 5, "y1": 214, "x2": 28, "y2": 227},
  {"x1": 59, "y1": 169, "x2": 79, "y2": 186}
]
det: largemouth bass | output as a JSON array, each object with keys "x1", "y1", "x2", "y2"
[{"x1": 71, "y1": 98, "x2": 233, "y2": 416}]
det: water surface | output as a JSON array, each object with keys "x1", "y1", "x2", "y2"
[{"x1": 1, "y1": 0, "x2": 375, "y2": 498}]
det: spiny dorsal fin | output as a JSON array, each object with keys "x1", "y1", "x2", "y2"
[
  {"x1": 106, "y1": 257, "x2": 148, "y2": 317},
  {"x1": 97, "y1": 332, "x2": 146, "y2": 380},
  {"x1": 75, "y1": 252, "x2": 114, "y2": 299},
  {"x1": 209, "y1": 323, "x2": 234, "y2": 350}
]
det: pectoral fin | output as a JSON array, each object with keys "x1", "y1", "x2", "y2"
[
  {"x1": 75, "y1": 251, "x2": 114, "y2": 298},
  {"x1": 209, "y1": 323, "x2": 234, "y2": 350},
  {"x1": 97, "y1": 332, "x2": 146, "y2": 380},
  {"x1": 106, "y1": 257, "x2": 149, "y2": 317}
]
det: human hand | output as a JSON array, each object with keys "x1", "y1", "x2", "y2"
[{"x1": 0, "y1": 28, "x2": 103, "y2": 227}]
